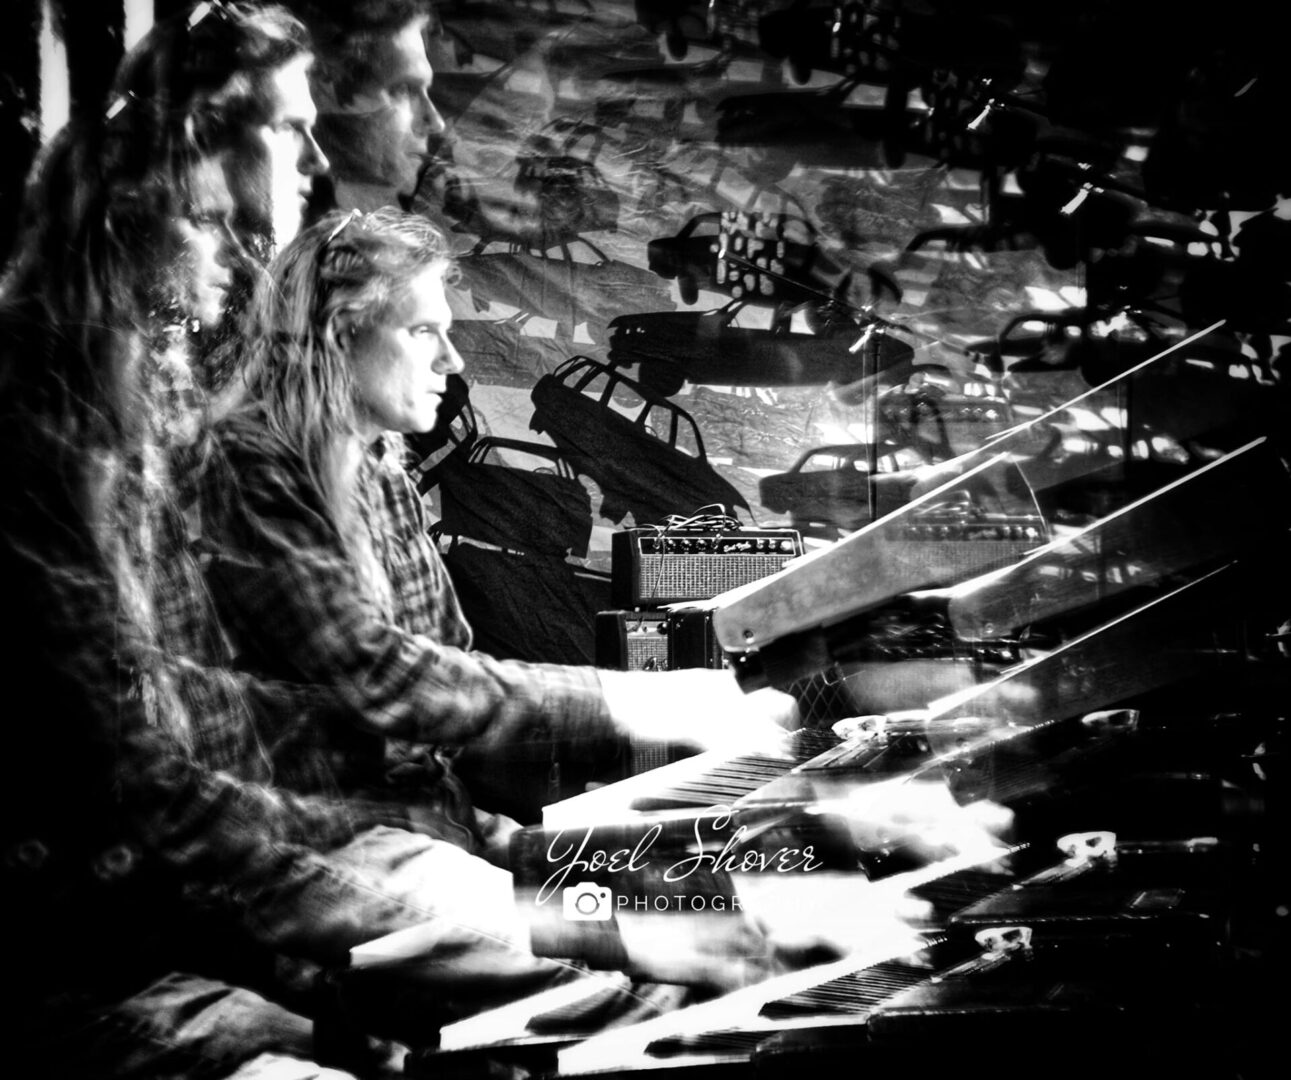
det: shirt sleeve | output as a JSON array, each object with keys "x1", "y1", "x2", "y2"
[{"x1": 202, "y1": 425, "x2": 614, "y2": 753}]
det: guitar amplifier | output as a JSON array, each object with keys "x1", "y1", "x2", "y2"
[
  {"x1": 595, "y1": 609, "x2": 683, "y2": 775},
  {"x1": 611, "y1": 527, "x2": 803, "y2": 609},
  {"x1": 595, "y1": 610, "x2": 670, "y2": 671},
  {"x1": 595, "y1": 605, "x2": 856, "y2": 776},
  {"x1": 596, "y1": 607, "x2": 729, "y2": 671}
]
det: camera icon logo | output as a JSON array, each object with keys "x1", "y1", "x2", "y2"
[{"x1": 562, "y1": 882, "x2": 613, "y2": 921}]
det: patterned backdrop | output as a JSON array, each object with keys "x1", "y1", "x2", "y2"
[{"x1": 398, "y1": 1, "x2": 1289, "y2": 666}]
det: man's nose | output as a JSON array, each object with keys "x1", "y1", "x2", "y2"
[
  {"x1": 433, "y1": 335, "x2": 465, "y2": 375},
  {"x1": 214, "y1": 221, "x2": 240, "y2": 269},
  {"x1": 300, "y1": 130, "x2": 330, "y2": 177},
  {"x1": 414, "y1": 87, "x2": 446, "y2": 139},
  {"x1": 207, "y1": 235, "x2": 233, "y2": 279}
]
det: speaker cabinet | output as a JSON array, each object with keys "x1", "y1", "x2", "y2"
[
  {"x1": 666, "y1": 606, "x2": 728, "y2": 670},
  {"x1": 595, "y1": 610, "x2": 670, "y2": 671},
  {"x1": 595, "y1": 608, "x2": 714, "y2": 775}
]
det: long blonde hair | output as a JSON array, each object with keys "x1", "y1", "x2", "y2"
[{"x1": 236, "y1": 207, "x2": 455, "y2": 606}]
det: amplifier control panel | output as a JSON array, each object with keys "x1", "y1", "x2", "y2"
[{"x1": 633, "y1": 530, "x2": 802, "y2": 556}]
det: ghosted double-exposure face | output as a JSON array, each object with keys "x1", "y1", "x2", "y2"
[
  {"x1": 314, "y1": 18, "x2": 445, "y2": 198},
  {"x1": 223, "y1": 54, "x2": 329, "y2": 248},
  {"x1": 172, "y1": 156, "x2": 237, "y2": 329}
]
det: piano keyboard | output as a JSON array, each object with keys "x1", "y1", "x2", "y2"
[
  {"x1": 902, "y1": 862, "x2": 1026, "y2": 925},
  {"x1": 554, "y1": 937, "x2": 927, "y2": 1076},
  {"x1": 437, "y1": 829, "x2": 1232, "y2": 1073},
  {"x1": 551, "y1": 844, "x2": 1011, "y2": 1075},
  {"x1": 541, "y1": 728, "x2": 838, "y2": 826},
  {"x1": 434, "y1": 971, "x2": 688, "y2": 1053},
  {"x1": 636, "y1": 955, "x2": 952, "y2": 1060},
  {"x1": 629, "y1": 731, "x2": 840, "y2": 812},
  {"x1": 755, "y1": 956, "x2": 945, "y2": 1021},
  {"x1": 425, "y1": 843, "x2": 1015, "y2": 1075}
]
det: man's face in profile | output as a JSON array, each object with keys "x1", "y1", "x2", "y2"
[
  {"x1": 314, "y1": 18, "x2": 445, "y2": 199},
  {"x1": 223, "y1": 53, "x2": 329, "y2": 248},
  {"x1": 173, "y1": 156, "x2": 236, "y2": 330}
]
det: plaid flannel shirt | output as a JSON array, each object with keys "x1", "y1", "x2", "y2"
[
  {"x1": 161, "y1": 445, "x2": 364, "y2": 799},
  {"x1": 1, "y1": 420, "x2": 422, "y2": 980},
  {"x1": 200, "y1": 413, "x2": 613, "y2": 787}
]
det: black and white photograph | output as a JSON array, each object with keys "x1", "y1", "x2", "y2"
[{"x1": 1, "y1": 2, "x2": 1287, "y2": 1077}]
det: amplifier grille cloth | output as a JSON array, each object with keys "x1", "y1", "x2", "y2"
[
  {"x1": 635, "y1": 553, "x2": 793, "y2": 602},
  {"x1": 625, "y1": 634, "x2": 669, "y2": 671}
]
